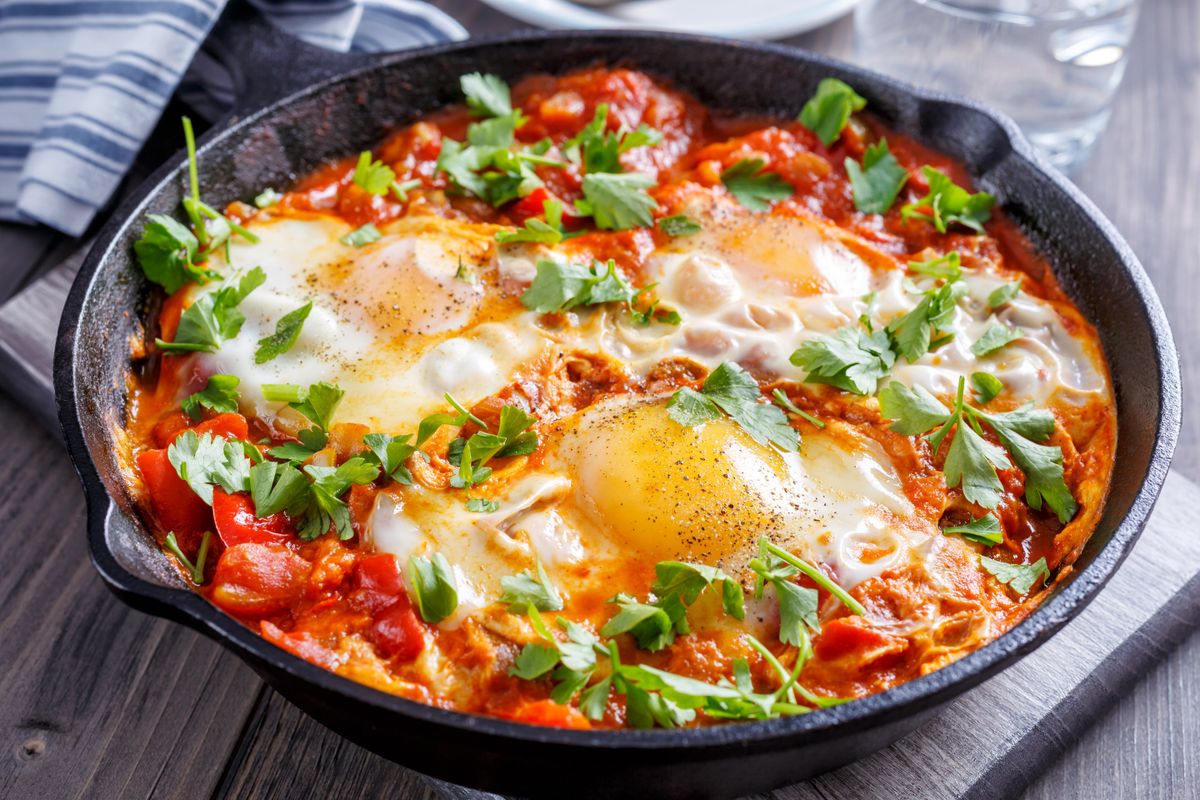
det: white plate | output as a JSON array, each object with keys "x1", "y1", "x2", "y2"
[{"x1": 477, "y1": 0, "x2": 859, "y2": 40}]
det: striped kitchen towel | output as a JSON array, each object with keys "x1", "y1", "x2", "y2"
[{"x1": 0, "y1": 0, "x2": 466, "y2": 238}]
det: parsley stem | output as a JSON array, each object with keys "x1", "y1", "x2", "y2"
[
  {"x1": 196, "y1": 200, "x2": 262, "y2": 244},
  {"x1": 163, "y1": 531, "x2": 210, "y2": 584},
  {"x1": 761, "y1": 540, "x2": 867, "y2": 616},
  {"x1": 182, "y1": 117, "x2": 208, "y2": 249},
  {"x1": 444, "y1": 392, "x2": 488, "y2": 429},
  {"x1": 745, "y1": 635, "x2": 798, "y2": 704}
]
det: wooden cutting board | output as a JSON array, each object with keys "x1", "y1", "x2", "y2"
[{"x1": 2, "y1": 257, "x2": 1198, "y2": 800}]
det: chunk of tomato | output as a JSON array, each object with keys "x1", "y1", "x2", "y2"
[
  {"x1": 369, "y1": 598, "x2": 425, "y2": 662},
  {"x1": 352, "y1": 553, "x2": 406, "y2": 611},
  {"x1": 213, "y1": 489, "x2": 294, "y2": 547},
  {"x1": 209, "y1": 543, "x2": 310, "y2": 617},
  {"x1": 137, "y1": 448, "x2": 211, "y2": 538},
  {"x1": 261, "y1": 620, "x2": 342, "y2": 671},
  {"x1": 507, "y1": 700, "x2": 591, "y2": 730},
  {"x1": 814, "y1": 617, "x2": 908, "y2": 665}
]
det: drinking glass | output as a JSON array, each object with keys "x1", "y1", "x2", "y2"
[{"x1": 853, "y1": 0, "x2": 1140, "y2": 173}]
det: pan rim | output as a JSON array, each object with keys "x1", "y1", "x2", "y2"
[{"x1": 55, "y1": 28, "x2": 1182, "y2": 754}]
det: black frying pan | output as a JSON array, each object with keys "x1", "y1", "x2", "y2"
[{"x1": 53, "y1": 4, "x2": 1182, "y2": 798}]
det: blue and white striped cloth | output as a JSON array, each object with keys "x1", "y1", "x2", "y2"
[{"x1": 0, "y1": 1, "x2": 466, "y2": 237}]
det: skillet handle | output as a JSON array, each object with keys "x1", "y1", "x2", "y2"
[{"x1": 202, "y1": 0, "x2": 378, "y2": 116}]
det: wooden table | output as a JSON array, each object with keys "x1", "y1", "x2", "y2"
[{"x1": 1, "y1": 1, "x2": 1195, "y2": 798}]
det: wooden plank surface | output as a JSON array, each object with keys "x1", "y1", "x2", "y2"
[{"x1": 0, "y1": 0, "x2": 1194, "y2": 799}]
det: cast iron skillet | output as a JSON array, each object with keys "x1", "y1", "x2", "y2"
[{"x1": 54, "y1": 4, "x2": 1181, "y2": 798}]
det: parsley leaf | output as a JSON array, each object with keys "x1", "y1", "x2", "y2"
[
  {"x1": 601, "y1": 594, "x2": 675, "y2": 651},
  {"x1": 181, "y1": 374, "x2": 240, "y2": 421},
  {"x1": 879, "y1": 378, "x2": 1076, "y2": 521},
  {"x1": 970, "y1": 371, "x2": 1004, "y2": 404},
  {"x1": 340, "y1": 223, "x2": 382, "y2": 247},
  {"x1": 901, "y1": 166, "x2": 995, "y2": 233},
  {"x1": 520, "y1": 258, "x2": 636, "y2": 313},
  {"x1": 134, "y1": 214, "x2": 207, "y2": 293},
  {"x1": 461, "y1": 72, "x2": 513, "y2": 118},
  {"x1": 563, "y1": 103, "x2": 662, "y2": 174},
  {"x1": 979, "y1": 406, "x2": 1078, "y2": 523},
  {"x1": 352, "y1": 152, "x2": 421, "y2": 201},
  {"x1": 799, "y1": 78, "x2": 867, "y2": 147},
  {"x1": 289, "y1": 381, "x2": 344, "y2": 431},
  {"x1": 249, "y1": 459, "x2": 311, "y2": 517},
  {"x1": 496, "y1": 198, "x2": 568, "y2": 245},
  {"x1": 943, "y1": 513, "x2": 1003, "y2": 545},
  {"x1": 576, "y1": 172, "x2": 658, "y2": 230},
  {"x1": 156, "y1": 267, "x2": 265, "y2": 353},
  {"x1": 970, "y1": 323, "x2": 1023, "y2": 356},
  {"x1": 437, "y1": 114, "x2": 546, "y2": 207},
  {"x1": 758, "y1": 539, "x2": 866, "y2": 616},
  {"x1": 667, "y1": 362, "x2": 799, "y2": 452},
  {"x1": 254, "y1": 300, "x2": 312, "y2": 364},
  {"x1": 790, "y1": 325, "x2": 896, "y2": 396},
  {"x1": 979, "y1": 555, "x2": 1050, "y2": 595},
  {"x1": 300, "y1": 457, "x2": 379, "y2": 540},
  {"x1": 362, "y1": 432, "x2": 416, "y2": 485},
  {"x1": 720, "y1": 158, "x2": 794, "y2": 211},
  {"x1": 407, "y1": 552, "x2": 459, "y2": 623},
  {"x1": 509, "y1": 643, "x2": 561, "y2": 680},
  {"x1": 500, "y1": 559, "x2": 563, "y2": 613},
  {"x1": 651, "y1": 561, "x2": 744, "y2": 638},
  {"x1": 750, "y1": 547, "x2": 820, "y2": 648},
  {"x1": 887, "y1": 279, "x2": 966, "y2": 362},
  {"x1": 845, "y1": 139, "x2": 908, "y2": 214},
  {"x1": 988, "y1": 280, "x2": 1022, "y2": 308},
  {"x1": 657, "y1": 214, "x2": 701, "y2": 237},
  {"x1": 166, "y1": 430, "x2": 252, "y2": 505}
]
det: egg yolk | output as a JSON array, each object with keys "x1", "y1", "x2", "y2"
[{"x1": 566, "y1": 399, "x2": 797, "y2": 568}]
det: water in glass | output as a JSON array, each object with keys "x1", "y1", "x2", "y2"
[{"x1": 853, "y1": 0, "x2": 1139, "y2": 172}]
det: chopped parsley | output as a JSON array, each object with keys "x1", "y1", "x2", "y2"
[
  {"x1": 758, "y1": 539, "x2": 866, "y2": 616},
  {"x1": 340, "y1": 223, "x2": 382, "y2": 247},
  {"x1": 461, "y1": 72, "x2": 514, "y2": 118},
  {"x1": 352, "y1": 151, "x2": 421, "y2": 201},
  {"x1": 970, "y1": 323, "x2": 1023, "y2": 357},
  {"x1": 254, "y1": 300, "x2": 312, "y2": 364},
  {"x1": 979, "y1": 555, "x2": 1050, "y2": 595},
  {"x1": 657, "y1": 214, "x2": 701, "y2": 237},
  {"x1": 437, "y1": 112, "x2": 546, "y2": 208},
  {"x1": 789, "y1": 325, "x2": 895, "y2": 396},
  {"x1": 798, "y1": 78, "x2": 867, "y2": 147},
  {"x1": 988, "y1": 280, "x2": 1022, "y2": 308},
  {"x1": 750, "y1": 540, "x2": 820, "y2": 648},
  {"x1": 970, "y1": 371, "x2": 1004, "y2": 404},
  {"x1": 944, "y1": 513, "x2": 1004, "y2": 545},
  {"x1": 520, "y1": 258, "x2": 638, "y2": 314},
  {"x1": 563, "y1": 103, "x2": 662, "y2": 174},
  {"x1": 181, "y1": 374, "x2": 240, "y2": 421},
  {"x1": 879, "y1": 377, "x2": 1077, "y2": 521},
  {"x1": 408, "y1": 552, "x2": 459, "y2": 623},
  {"x1": 155, "y1": 267, "x2": 265, "y2": 354},
  {"x1": 496, "y1": 198, "x2": 570, "y2": 245},
  {"x1": 845, "y1": 139, "x2": 908, "y2": 214},
  {"x1": 576, "y1": 172, "x2": 658, "y2": 230},
  {"x1": 249, "y1": 459, "x2": 311, "y2": 517},
  {"x1": 500, "y1": 559, "x2": 563, "y2": 613},
  {"x1": 362, "y1": 432, "x2": 417, "y2": 485},
  {"x1": 666, "y1": 361, "x2": 800, "y2": 452},
  {"x1": 719, "y1": 158, "x2": 794, "y2": 211},
  {"x1": 901, "y1": 166, "x2": 995, "y2": 233},
  {"x1": 264, "y1": 381, "x2": 344, "y2": 462},
  {"x1": 166, "y1": 430, "x2": 252, "y2": 505},
  {"x1": 134, "y1": 214, "x2": 209, "y2": 294},
  {"x1": 886, "y1": 279, "x2": 966, "y2": 362},
  {"x1": 299, "y1": 458, "x2": 379, "y2": 539}
]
